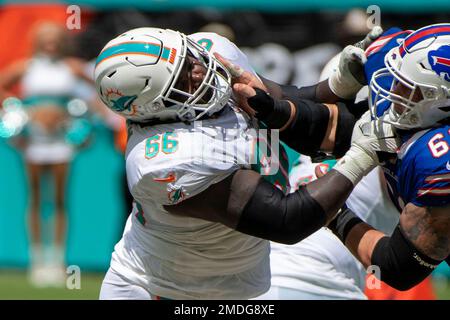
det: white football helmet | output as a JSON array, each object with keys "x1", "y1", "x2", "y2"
[
  {"x1": 94, "y1": 27, "x2": 232, "y2": 123},
  {"x1": 370, "y1": 23, "x2": 450, "y2": 129}
]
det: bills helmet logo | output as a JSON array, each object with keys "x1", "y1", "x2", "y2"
[{"x1": 428, "y1": 45, "x2": 450, "y2": 82}]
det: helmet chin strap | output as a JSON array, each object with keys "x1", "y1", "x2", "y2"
[
  {"x1": 387, "y1": 105, "x2": 421, "y2": 129},
  {"x1": 176, "y1": 105, "x2": 196, "y2": 122}
]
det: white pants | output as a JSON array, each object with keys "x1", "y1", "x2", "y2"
[
  {"x1": 99, "y1": 268, "x2": 154, "y2": 300},
  {"x1": 100, "y1": 268, "x2": 329, "y2": 300},
  {"x1": 25, "y1": 141, "x2": 73, "y2": 164}
]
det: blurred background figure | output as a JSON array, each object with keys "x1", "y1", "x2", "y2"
[
  {"x1": 0, "y1": 21, "x2": 92, "y2": 287},
  {"x1": 199, "y1": 22, "x2": 236, "y2": 42},
  {"x1": 338, "y1": 8, "x2": 372, "y2": 48}
]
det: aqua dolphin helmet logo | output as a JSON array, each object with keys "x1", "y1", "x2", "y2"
[{"x1": 110, "y1": 94, "x2": 138, "y2": 112}]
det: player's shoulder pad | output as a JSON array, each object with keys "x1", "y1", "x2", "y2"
[
  {"x1": 365, "y1": 28, "x2": 412, "y2": 81},
  {"x1": 365, "y1": 27, "x2": 412, "y2": 58},
  {"x1": 125, "y1": 121, "x2": 240, "y2": 205},
  {"x1": 399, "y1": 125, "x2": 450, "y2": 207}
]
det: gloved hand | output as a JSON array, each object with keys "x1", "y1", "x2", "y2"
[
  {"x1": 328, "y1": 26, "x2": 383, "y2": 99},
  {"x1": 246, "y1": 88, "x2": 292, "y2": 128},
  {"x1": 333, "y1": 110, "x2": 400, "y2": 185},
  {"x1": 214, "y1": 52, "x2": 268, "y2": 117}
]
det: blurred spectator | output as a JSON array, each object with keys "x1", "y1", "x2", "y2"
[
  {"x1": 0, "y1": 21, "x2": 93, "y2": 287},
  {"x1": 292, "y1": 9, "x2": 372, "y2": 87},
  {"x1": 84, "y1": 59, "x2": 134, "y2": 226},
  {"x1": 93, "y1": 95, "x2": 133, "y2": 227},
  {"x1": 199, "y1": 22, "x2": 236, "y2": 42},
  {"x1": 74, "y1": 11, "x2": 155, "y2": 226},
  {"x1": 243, "y1": 43, "x2": 297, "y2": 85},
  {"x1": 337, "y1": 8, "x2": 372, "y2": 47},
  {"x1": 243, "y1": 9, "x2": 371, "y2": 88}
]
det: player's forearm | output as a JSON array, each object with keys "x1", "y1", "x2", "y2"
[
  {"x1": 165, "y1": 169, "x2": 352, "y2": 245},
  {"x1": 305, "y1": 170, "x2": 355, "y2": 223},
  {"x1": 329, "y1": 207, "x2": 445, "y2": 291},
  {"x1": 267, "y1": 78, "x2": 341, "y2": 104},
  {"x1": 327, "y1": 207, "x2": 389, "y2": 268},
  {"x1": 277, "y1": 99, "x2": 330, "y2": 155},
  {"x1": 246, "y1": 89, "x2": 354, "y2": 158},
  {"x1": 344, "y1": 223, "x2": 385, "y2": 268},
  {"x1": 236, "y1": 169, "x2": 363, "y2": 243},
  {"x1": 318, "y1": 103, "x2": 337, "y2": 152},
  {"x1": 259, "y1": 76, "x2": 286, "y2": 100},
  {"x1": 297, "y1": 80, "x2": 342, "y2": 103},
  {"x1": 257, "y1": 76, "x2": 332, "y2": 102},
  {"x1": 280, "y1": 100, "x2": 352, "y2": 157}
]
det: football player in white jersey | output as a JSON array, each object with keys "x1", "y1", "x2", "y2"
[{"x1": 94, "y1": 27, "x2": 398, "y2": 299}]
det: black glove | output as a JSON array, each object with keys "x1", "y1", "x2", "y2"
[
  {"x1": 247, "y1": 88, "x2": 292, "y2": 129},
  {"x1": 327, "y1": 206, "x2": 363, "y2": 243}
]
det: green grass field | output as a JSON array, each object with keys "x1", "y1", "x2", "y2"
[
  {"x1": 0, "y1": 270, "x2": 104, "y2": 300},
  {"x1": 0, "y1": 270, "x2": 449, "y2": 300}
]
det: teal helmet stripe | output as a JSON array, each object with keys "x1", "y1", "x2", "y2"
[{"x1": 95, "y1": 42, "x2": 171, "y2": 65}]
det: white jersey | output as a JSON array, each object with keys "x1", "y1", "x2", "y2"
[
  {"x1": 21, "y1": 55, "x2": 77, "y2": 163},
  {"x1": 268, "y1": 156, "x2": 400, "y2": 299},
  {"x1": 109, "y1": 33, "x2": 272, "y2": 300},
  {"x1": 22, "y1": 55, "x2": 78, "y2": 99}
]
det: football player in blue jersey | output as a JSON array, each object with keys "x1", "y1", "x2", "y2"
[
  {"x1": 334, "y1": 24, "x2": 450, "y2": 291},
  {"x1": 224, "y1": 23, "x2": 450, "y2": 291}
]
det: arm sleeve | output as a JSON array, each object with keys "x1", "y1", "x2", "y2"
[
  {"x1": 278, "y1": 98, "x2": 330, "y2": 155},
  {"x1": 371, "y1": 225, "x2": 442, "y2": 291},
  {"x1": 277, "y1": 98, "x2": 355, "y2": 158}
]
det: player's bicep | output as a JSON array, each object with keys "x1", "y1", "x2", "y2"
[
  {"x1": 400, "y1": 203, "x2": 450, "y2": 260},
  {"x1": 164, "y1": 169, "x2": 261, "y2": 228}
]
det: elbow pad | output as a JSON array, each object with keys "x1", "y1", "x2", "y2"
[
  {"x1": 236, "y1": 177, "x2": 327, "y2": 244},
  {"x1": 371, "y1": 225, "x2": 442, "y2": 291},
  {"x1": 282, "y1": 98, "x2": 330, "y2": 155},
  {"x1": 283, "y1": 99, "x2": 355, "y2": 157},
  {"x1": 333, "y1": 102, "x2": 356, "y2": 158}
]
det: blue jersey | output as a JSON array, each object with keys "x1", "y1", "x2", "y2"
[
  {"x1": 383, "y1": 126, "x2": 450, "y2": 210},
  {"x1": 365, "y1": 28, "x2": 450, "y2": 210}
]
